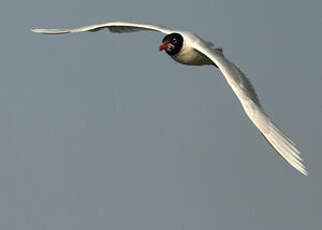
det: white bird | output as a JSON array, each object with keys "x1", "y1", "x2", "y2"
[{"x1": 32, "y1": 21, "x2": 308, "y2": 175}]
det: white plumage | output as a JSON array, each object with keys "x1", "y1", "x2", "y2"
[{"x1": 32, "y1": 21, "x2": 308, "y2": 175}]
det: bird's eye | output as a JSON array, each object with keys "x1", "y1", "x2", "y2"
[{"x1": 172, "y1": 38, "x2": 177, "y2": 43}]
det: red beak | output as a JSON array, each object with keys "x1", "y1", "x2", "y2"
[{"x1": 159, "y1": 43, "x2": 168, "y2": 51}]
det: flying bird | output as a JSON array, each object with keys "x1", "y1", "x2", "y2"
[{"x1": 32, "y1": 21, "x2": 308, "y2": 175}]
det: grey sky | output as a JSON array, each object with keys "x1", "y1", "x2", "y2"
[{"x1": 1, "y1": 0, "x2": 321, "y2": 229}]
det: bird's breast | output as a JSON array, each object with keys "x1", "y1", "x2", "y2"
[{"x1": 171, "y1": 47, "x2": 213, "y2": 66}]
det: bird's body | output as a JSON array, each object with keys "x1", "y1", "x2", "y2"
[
  {"x1": 165, "y1": 32, "x2": 214, "y2": 65},
  {"x1": 171, "y1": 44, "x2": 210, "y2": 65},
  {"x1": 32, "y1": 21, "x2": 308, "y2": 175}
]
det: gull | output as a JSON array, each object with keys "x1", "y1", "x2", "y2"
[{"x1": 32, "y1": 21, "x2": 308, "y2": 175}]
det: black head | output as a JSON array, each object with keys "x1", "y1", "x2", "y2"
[{"x1": 159, "y1": 33, "x2": 183, "y2": 56}]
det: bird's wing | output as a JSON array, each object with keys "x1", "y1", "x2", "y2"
[
  {"x1": 31, "y1": 21, "x2": 173, "y2": 35},
  {"x1": 192, "y1": 40, "x2": 308, "y2": 175}
]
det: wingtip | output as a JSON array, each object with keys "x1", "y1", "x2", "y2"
[
  {"x1": 31, "y1": 28, "x2": 42, "y2": 33},
  {"x1": 290, "y1": 156, "x2": 308, "y2": 176},
  {"x1": 295, "y1": 161, "x2": 309, "y2": 176},
  {"x1": 292, "y1": 153, "x2": 309, "y2": 176},
  {"x1": 301, "y1": 167, "x2": 309, "y2": 176}
]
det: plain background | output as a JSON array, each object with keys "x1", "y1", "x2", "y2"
[{"x1": 1, "y1": 0, "x2": 321, "y2": 229}]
